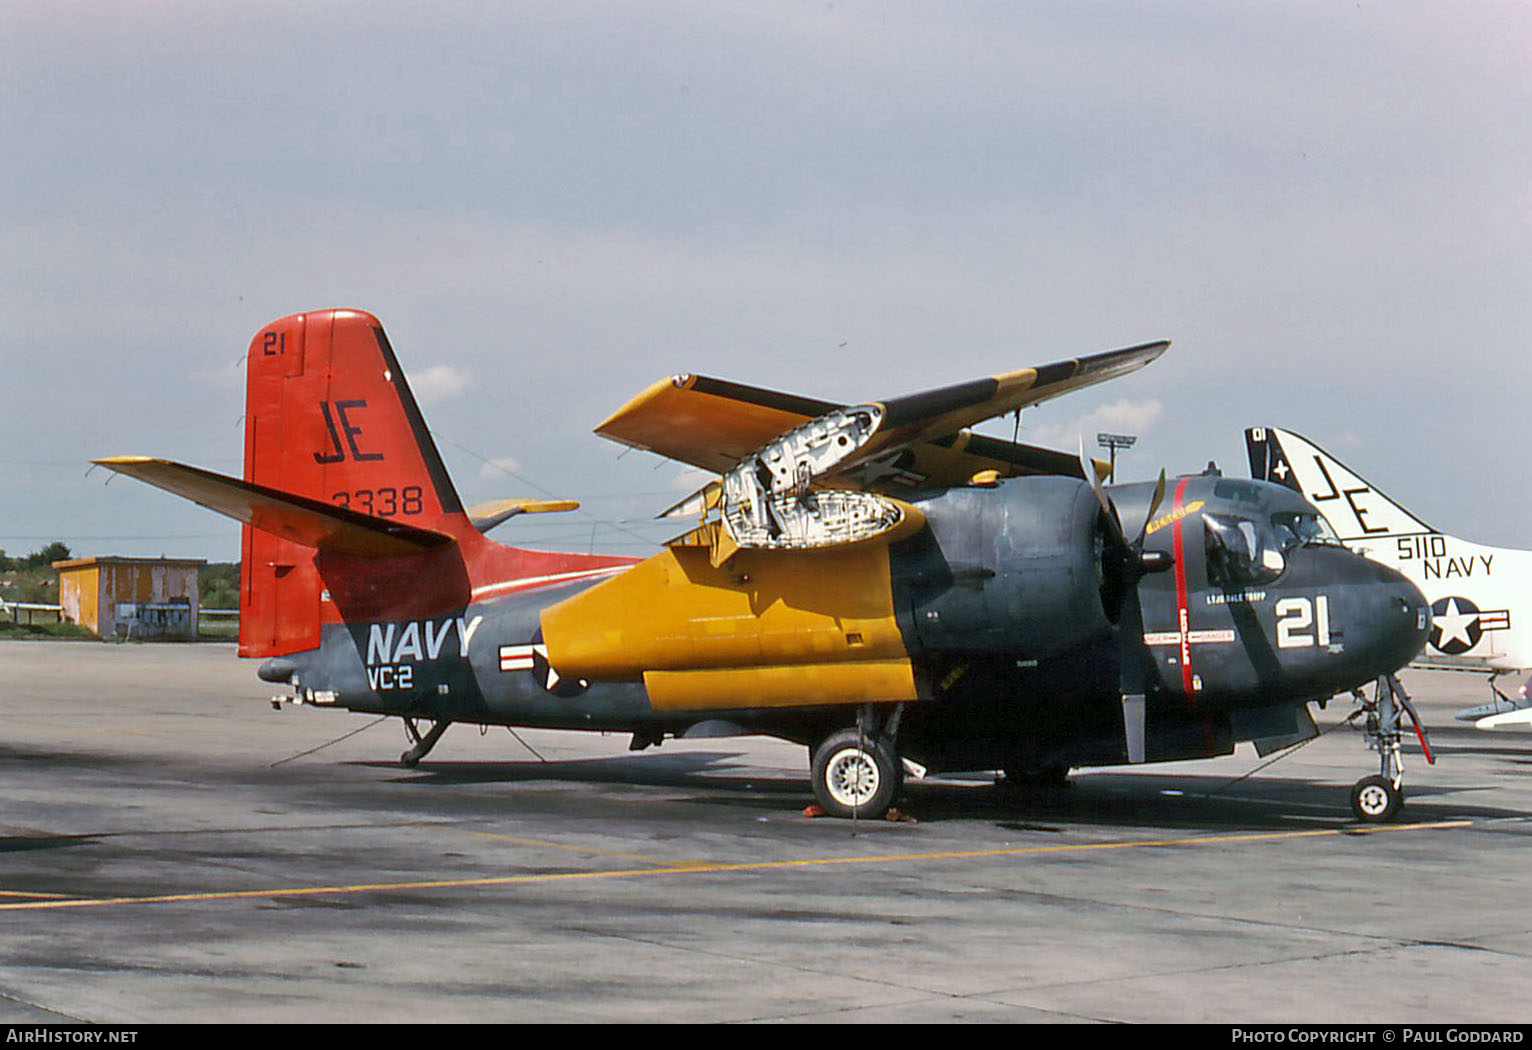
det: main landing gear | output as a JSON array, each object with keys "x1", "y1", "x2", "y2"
[
  {"x1": 1348, "y1": 673, "x2": 1433, "y2": 823},
  {"x1": 400, "y1": 718, "x2": 451, "y2": 768},
  {"x1": 809, "y1": 705, "x2": 904, "y2": 820}
]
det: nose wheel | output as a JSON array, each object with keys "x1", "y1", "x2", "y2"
[
  {"x1": 1348, "y1": 673, "x2": 1432, "y2": 823},
  {"x1": 1350, "y1": 774, "x2": 1403, "y2": 823}
]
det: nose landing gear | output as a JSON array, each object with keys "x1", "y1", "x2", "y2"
[{"x1": 1348, "y1": 673, "x2": 1433, "y2": 823}]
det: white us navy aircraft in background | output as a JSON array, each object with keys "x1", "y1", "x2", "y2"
[{"x1": 1246, "y1": 426, "x2": 1532, "y2": 730}]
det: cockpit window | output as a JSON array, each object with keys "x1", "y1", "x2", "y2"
[
  {"x1": 1212, "y1": 479, "x2": 1263, "y2": 505},
  {"x1": 1204, "y1": 513, "x2": 1287, "y2": 587},
  {"x1": 1270, "y1": 511, "x2": 1341, "y2": 551}
]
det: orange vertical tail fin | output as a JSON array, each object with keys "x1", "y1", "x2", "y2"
[
  {"x1": 239, "y1": 309, "x2": 470, "y2": 657},
  {"x1": 243, "y1": 309, "x2": 464, "y2": 523}
]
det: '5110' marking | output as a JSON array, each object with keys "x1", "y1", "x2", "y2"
[{"x1": 1396, "y1": 537, "x2": 1493, "y2": 578}]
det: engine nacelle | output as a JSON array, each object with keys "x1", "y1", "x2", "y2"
[{"x1": 895, "y1": 476, "x2": 1114, "y2": 659}]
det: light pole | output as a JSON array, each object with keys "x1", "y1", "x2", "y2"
[{"x1": 1096, "y1": 432, "x2": 1137, "y2": 483}]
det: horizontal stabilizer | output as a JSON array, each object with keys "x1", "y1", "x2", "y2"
[
  {"x1": 95, "y1": 457, "x2": 456, "y2": 556},
  {"x1": 1455, "y1": 696, "x2": 1524, "y2": 722},
  {"x1": 466, "y1": 498, "x2": 580, "y2": 533}
]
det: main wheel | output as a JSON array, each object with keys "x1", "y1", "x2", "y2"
[
  {"x1": 1350, "y1": 774, "x2": 1403, "y2": 823},
  {"x1": 810, "y1": 729, "x2": 901, "y2": 820}
]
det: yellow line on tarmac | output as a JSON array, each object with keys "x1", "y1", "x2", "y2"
[
  {"x1": 0, "y1": 820, "x2": 1471, "y2": 913},
  {"x1": 421, "y1": 826, "x2": 697, "y2": 868}
]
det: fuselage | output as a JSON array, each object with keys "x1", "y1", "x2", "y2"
[{"x1": 263, "y1": 472, "x2": 1429, "y2": 775}]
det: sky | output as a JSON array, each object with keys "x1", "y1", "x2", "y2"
[{"x1": 4, "y1": 1, "x2": 1530, "y2": 564}]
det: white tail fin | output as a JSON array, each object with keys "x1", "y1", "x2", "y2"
[
  {"x1": 1245, "y1": 427, "x2": 1433, "y2": 540},
  {"x1": 1247, "y1": 426, "x2": 1532, "y2": 673}
]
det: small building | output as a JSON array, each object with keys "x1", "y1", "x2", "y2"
[{"x1": 54, "y1": 556, "x2": 205, "y2": 640}]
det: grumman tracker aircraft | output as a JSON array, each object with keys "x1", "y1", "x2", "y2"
[
  {"x1": 97, "y1": 311, "x2": 1430, "y2": 822},
  {"x1": 1247, "y1": 426, "x2": 1532, "y2": 731}
]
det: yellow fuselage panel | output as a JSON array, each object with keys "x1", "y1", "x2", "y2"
[
  {"x1": 643, "y1": 660, "x2": 918, "y2": 711},
  {"x1": 540, "y1": 543, "x2": 909, "y2": 682}
]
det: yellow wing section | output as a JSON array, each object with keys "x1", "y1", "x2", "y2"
[
  {"x1": 596, "y1": 374, "x2": 837, "y2": 475},
  {"x1": 596, "y1": 340, "x2": 1167, "y2": 490}
]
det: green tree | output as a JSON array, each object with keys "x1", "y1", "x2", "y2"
[{"x1": 23, "y1": 542, "x2": 71, "y2": 569}]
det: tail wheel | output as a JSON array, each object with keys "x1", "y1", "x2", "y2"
[
  {"x1": 1350, "y1": 774, "x2": 1403, "y2": 823},
  {"x1": 811, "y1": 729, "x2": 901, "y2": 819}
]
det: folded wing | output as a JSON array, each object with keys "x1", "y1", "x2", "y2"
[
  {"x1": 596, "y1": 340, "x2": 1167, "y2": 492},
  {"x1": 597, "y1": 340, "x2": 1168, "y2": 562}
]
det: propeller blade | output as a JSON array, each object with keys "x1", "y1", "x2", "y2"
[
  {"x1": 1132, "y1": 469, "x2": 1168, "y2": 547},
  {"x1": 1121, "y1": 694, "x2": 1146, "y2": 764},
  {"x1": 1117, "y1": 577, "x2": 1150, "y2": 764},
  {"x1": 1079, "y1": 438, "x2": 1128, "y2": 550},
  {"x1": 1078, "y1": 440, "x2": 1164, "y2": 765}
]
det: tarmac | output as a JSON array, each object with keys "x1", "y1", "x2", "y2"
[{"x1": 1, "y1": 639, "x2": 1529, "y2": 1024}]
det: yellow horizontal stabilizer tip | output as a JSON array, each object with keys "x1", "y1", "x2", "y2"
[
  {"x1": 468, "y1": 498, "x2": 579, "y2": 518},
  {"x1": 468, "y1": 498, "x2": 581, "y2": 534}
]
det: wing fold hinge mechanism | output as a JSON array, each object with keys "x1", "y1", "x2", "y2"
[{"x1": 664, "y1": 403, "x2": 917, "y2": 564}]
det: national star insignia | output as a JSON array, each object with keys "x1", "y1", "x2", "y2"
[{"x1": 1431, "y1": 596, "x2": 1481, "y2": 654}]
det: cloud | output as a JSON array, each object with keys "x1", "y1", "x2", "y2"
[
  {"x1": 478, "y1": 455, "x2": 522, "y2": 482},
  {"x1": 1023, "y1": 397, "x2": 1165, "y2": 452},
  {"x1": 411, "y1": 364, "x2": 472, "y2": 404}
]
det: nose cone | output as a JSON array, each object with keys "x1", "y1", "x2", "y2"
[
  {"x1": 1387, "y1": 577, "x2": 1430, "y2": 669},
  {"x1": 1344, "y1": 553, "x2": 1430, "y2": 680},
  {"x1": 1274, "y1": 546, "x2": 1428, "y2": 697}
]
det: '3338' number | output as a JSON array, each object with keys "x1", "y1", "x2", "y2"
[{"x1": 331, "y1": 486, "x2": 424, "y2": 516}]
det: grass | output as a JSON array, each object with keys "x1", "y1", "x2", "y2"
[{"x1": 0, "y1": 620, "x2": 96, "y2": 640}]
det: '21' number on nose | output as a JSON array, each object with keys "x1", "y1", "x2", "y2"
[{"x1": 1276, "y1": 596, "x2": 1331, "y2": 649}]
